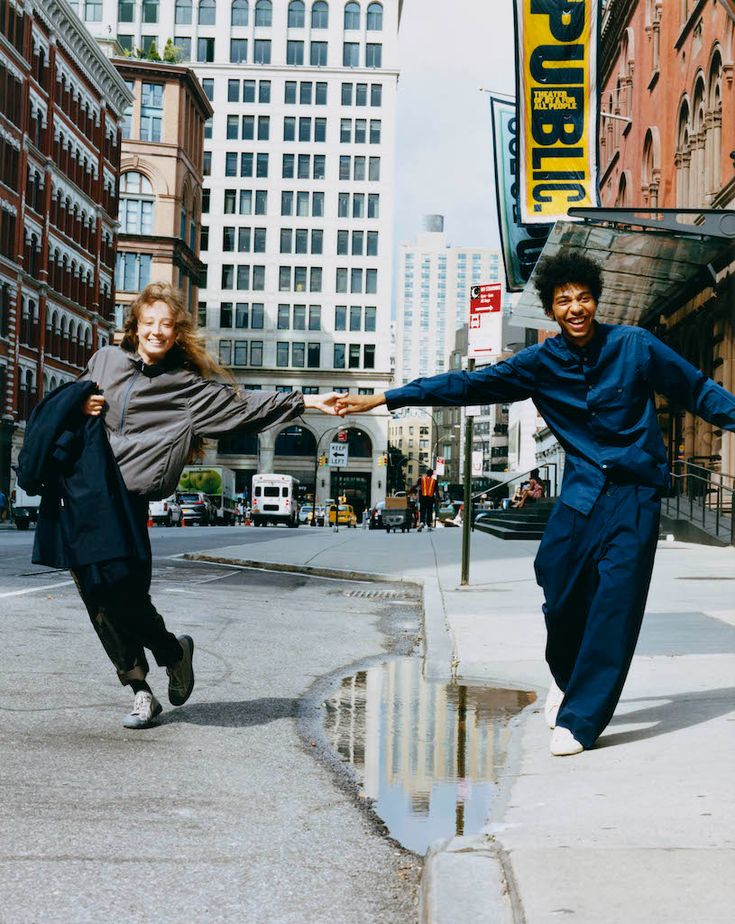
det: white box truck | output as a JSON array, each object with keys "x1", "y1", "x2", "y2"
[
  {"x1": 177, "y1": 465, "x2": 237, "y2": 525},
  {"x1": 11, "y1": 485, "x2": 41, "y2": 530},
  {"x1": 251, "y1": 473, "x2": 300, "y2": 528}
]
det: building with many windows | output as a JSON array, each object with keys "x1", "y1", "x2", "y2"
[
  {"x1": 112, "y1": 56, "x2": 212, "y2": 328},
  {"x1": 0, "y1": 0, "x2": 130, "y2": 497},
  {"x1": 83, "y1": 0, "x2": 398, "y2": 515}
]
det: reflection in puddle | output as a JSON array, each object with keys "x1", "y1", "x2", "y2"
[{"x1": 323, "y1": 658, "x2": 535, "y2": 854}]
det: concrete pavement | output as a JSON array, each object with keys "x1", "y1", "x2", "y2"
[{"x1": 192, "y1": 524, "x2": 735, "y2": 924}]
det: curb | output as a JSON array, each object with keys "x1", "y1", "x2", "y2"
[{"x1": 184, "y1": 552, "x2": 414, "y2": 585}]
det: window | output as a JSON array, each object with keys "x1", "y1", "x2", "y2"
[
  {"x1": 259, "y1": 80, "x2": 271, "y2": 102},
  {"x1": 335, "y1": 305, "x2": 346, "y2": 330},
  {"x1": 313, "y1": 154, "x2": 326, "y2": 178},
  {"x1": 198, "y1": 301, "x2": 207, "y2": 327},
  {"x1": 284, "y1": 117, "x2": 296, "y2": 141},
  {"x1": 238, "y1": 228, "x2": 251, "y2": 251},
  {"x1": 342, "y1": 83, "x2": 353, "y2": 106},
  {"x1": 202, "y1": 189, "x2": 211, "y2": 212},
  {"x1": 338, "y1": 192, "x2": 349, "y2": 217},
  {"x1": 220, "y1": 302, "x2": 233, "y2": 327},
  {"x1": 363, "y1": 344, "x2": 375, "y2": 368},
  {"x1": 366, "y1": 2, "x2": 382, "y2": 30},
  {"x1": 257, "y1": 116, "x2": 270, "y2": 140},
  {"x1": 366, "y1": 44, "x2": 382, "y2": 68},
  {"x1": 354, "y1": 156, "x2": 365, "y2": 179},
  {"x1": 202, "y1": 78, "x2": 214, "y2": 100},
  {"x1": 198, "y1": 37, "x2": 215, "y2": 61},
  {"x1": 344, "y1": 2, "x2": 360, "y2": 29},
  {"x1": 349, "y1": 344, "x2": 360, "y2": 368},
  {"x1": 285, "y1": 81, "x2": 297, "y2": 104},
  {"x1": 234, "y1": 341, "x2": 248, "y2": 366},
  {"x1": 314, "y1": 118, "x2": 326, "y2": 142},
  {"x1": 175, "y1": 0, "x2": 192, "y2": 24},
  {"x1": 118, "y1": 1, "x2": 134, "y2": 23},
  {"x1": 349, "y1": 305, "x2": 361, "y2": 331},
  {"x1": 315, "y1": 82, "x2": 328, "y2": 105},
  {"x1": 288, "y1": 1, "x2": 305, "y2": 27},
  {"x1": 364, "y1": 306, "x2": 376, "y2": 331},
  {"x1": 256, "y1": 152, "x2": 269, "y2": 177},
  {"x1": 278, "y1": 303, "x2": 290, "y2": 329},
  {"x1": 367, "y1": 231, "x2": 378, "y2": 256},
  {"x1": 277, "y1": 342, "x2": 289, "y2": 367},
  {"x1": 366, "y1": 268, "x2": 377, "y2": 293},
  {"x1": 254, "y1": 0, "x2": 272, "y2": 26},
  {"x1": 309, "y1": 305, "x2": 321, "y2": 330},
  {"x1": 235, "y1": 303, "x2": 249, "y2": 327},
  {"x1": 254, "y1": 190, "x2": 267, "y2": 214},
  {"x1": 232, "y1": 0, "x2": 249, "y2": 26},
  {"x1": 311, "y1": 229, "x2": 323, "y2": 254},
  {"x1": 340, "y1": 119, "x2": 351, "y2": 143},
  {"x1": 307, "y1": 343, "x2": 320, "y2": 368},
  {"x1": 282, "y1": 154, "x2": 295, "y2": 179},
  {"x1": 339, "y1": 156, "x2": 350, "y2": 180},
  {"x1": 299, "y1": 117, "x2": 311, "y2": 142},
  {"x1": 203, "y1": 152, "x2": 212, "y2": 176},
  {"x1": 312, "y1": 192, "x2": 324, "y2": 216},
  {"x1": 355, "y1": 82, "x2": 367, "y2": 106},
  {"x1": 228, "y1": 79, "x2": 240, "y2": 102},
  {"x1": 140, "y1": 83, "x2": 164, "y2": 142},
  {"x1": 117, "y1": 34, "x2": 134, "y2": 53},
  {"x1": 254, "y1": 39, "x2": 271, "y2": 63},
  {"x1": 219, "y1": 340, "x2": 232, "y2": 366},
  {"x1": 250, "y1": 340, "x2": 263, "y2": 365},
  {"x1": 85, "y1": 1, "x2": 102, "y2": 21},
  {"x1": 204, "y1": 117, "x2": 213, "y2": 139},
  {"x1": 281, "y1": 191, "x2": 293, "y2": 215},
  {"x1": 120, "y1": 172, "x2": 154, "y2": 234},
  {"x1": 292, "y1": 342, "x2": 305, "y2": 367},
  {"x1": 251, "y1": 304, "x2": 264, "y2": 328},
  {"x1": 367, "y1": 193, "x2": 379, "y2": 218},
  {"x1": 242, "y1": 116, "x2": 255, "y2": 139},
  {"x1": 312, "y1": 1, "x2": 328, "y2": 28},
  {"x1": 311, "y1": 42, "x2": 328, "y2": 66},
  {"x1": 369, "y1": 156, "x2": 380, "y2": 180},
  {"x1": 355, "y1": 119, "x2": 366, "y2": 143},
  {"x1": 200, "y1": 226, "x2": 209, "y2": 250},
  {"x1": 343, "y1": 43, "x2": 359, "y2": 67},
  {"x1": 115, "y1": 253, "x2": 152, "y2": 291},
  {"x1": 142, "y1": 0, "x2": 159, "y2": 23},
  {"x1": 223, "y1": 227, "x2": 235, "y2": 251},
  {"x1": 222, "y1": 265, "x2": 234, "y2": 288},
  {"x1": 370, "y1": 119, "x2": 381, "y2": 143},
  {"x1": 350, "y1": 268, "x2": 362, "y2": 292},
  {"x1": 287, "y1": 41, "x2": 304, "y2": 65},
  {"x1": 336, "y1": 268, "x2": 348, "y2": 292},
  {"x1": 371, "y1": 84, "x2": 382, "y2": 106},
  {"x1": 334, "y1": 344, "x2": 345, "y2": 368},
  {"x1": 199, "y1": 0, "x2": 216, "y2": 25},
  {"x1": 231, "y1": 39, "x2": 248, "y2": 63}
]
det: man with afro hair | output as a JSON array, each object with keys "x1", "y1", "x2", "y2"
[{"x1": 336, "y1": 250, "x2": 735, "y2": 755}]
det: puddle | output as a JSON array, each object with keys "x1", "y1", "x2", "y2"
[{"x1": 323, "y1": 657, "x2": 535, "y2": 854}]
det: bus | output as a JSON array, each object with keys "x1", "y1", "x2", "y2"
[{"x1": 251, "y1": 473, "x2": 300, "y2": 528}]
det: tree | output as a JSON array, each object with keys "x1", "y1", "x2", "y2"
[
  {"x1": 146, "y1": 41, "x2": 162, "y2": 61},
  {"x1": 163, "y1": 38, "x2": 182, "y2": 63}
]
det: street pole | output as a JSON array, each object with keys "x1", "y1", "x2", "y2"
[{"x1": 460, "y1": 358, "x2": 475, "y2": 586}]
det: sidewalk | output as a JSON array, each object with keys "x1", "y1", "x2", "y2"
[{"x1": 189, "y1": 526, "x2": 735, "y2": 924}]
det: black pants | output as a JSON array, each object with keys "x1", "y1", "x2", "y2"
[
  {"x1": 72, "y1": 498, "x2": 182, "y2": 686},
  {"x1": 419, "y1": 497, "x2": 435, "y2": 527},
  {"x1": 534, "y1": 483, "x2": 660, "y2": 748}
]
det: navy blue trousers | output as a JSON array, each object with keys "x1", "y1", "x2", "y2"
[{"x1": 534, "y1": 484, "x2": 661, "y2": 748}]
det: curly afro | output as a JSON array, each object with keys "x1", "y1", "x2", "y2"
[{"x1": 534, "y1": 250, "x2": 603, "y2": 316}]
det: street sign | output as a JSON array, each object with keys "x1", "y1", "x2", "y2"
[
  {"x1": 469, "y1": 282, "x2": 503, "y2": 361},
  {"x1": 329, "y1": 442, "x2": 349, "y2": 467},
  {"x1": 435, "y1": 457, "x2": 445, "y2": 476},
  {"x1": 472, "y1": 451, "x2": 484, "y2": 476}
]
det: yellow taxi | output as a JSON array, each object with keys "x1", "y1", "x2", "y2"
[{"x1": 328, "y1": 503, "x2": 358, "y2": 528}]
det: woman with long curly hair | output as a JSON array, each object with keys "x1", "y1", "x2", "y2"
[{"x1": 76, "y1": 282, "x2": 340, "y2": 729}]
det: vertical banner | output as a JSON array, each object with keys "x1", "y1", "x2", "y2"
[
  {"x1": 469, "y1": 283, "x2": 503, "y2": 361},
  {"x1": 489, "y1": 95, "x2": 552, "y2": 291},
  {"x1": 514, "y1": 0, "x2": 600, "y2": 224}
]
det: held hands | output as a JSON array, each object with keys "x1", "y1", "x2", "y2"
[
  {"x1": 302, "y1": 391, "x2": 343, "y2": 415},
  {"x1": 82, "y1": 393, "x2": 105, "y2": 416},
  {"x1": 335, "y1": 393, "x2": 386, "y2": 416}
]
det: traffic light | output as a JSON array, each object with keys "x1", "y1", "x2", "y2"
[
  {"x1": 319, "y1": 454, "x2": 327, "y2": 466},
  {"x1": 337, "y1": 429, "x2": 348, "y2": 442}
]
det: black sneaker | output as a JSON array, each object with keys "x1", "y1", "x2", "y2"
[{"x1": 167, "y1": 635, "x2": 195, "y2": 706}]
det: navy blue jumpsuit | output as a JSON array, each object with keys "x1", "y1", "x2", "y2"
[{"x1": 385, "y1": 323, "x2": 735, "y2": 748}]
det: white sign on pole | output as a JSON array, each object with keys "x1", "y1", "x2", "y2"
[
  {"x1": 471, "y1": 451, "x2": 484, "y2": 476},
  {"x1": 435, "y1": 457, "x2": 446, "y2": 476},
  {"x1": 469, "y1": 282, "x2": 503, "y2": 361},
  {"x1": 329, "y1": 442, "x2": 349, "y2": 467}
]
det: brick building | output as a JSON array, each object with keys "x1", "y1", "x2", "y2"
[
  {"x1": 0, "y1": 0, "x2": 131, "y2": 494},
  {"x1": 599, "y1": 0, "x2": 735, "y2": 476}
]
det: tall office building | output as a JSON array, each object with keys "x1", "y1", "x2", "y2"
[
  {"x1": 81, "y1": 0, "x2": 398, "y2": 516},
  {"x1": 395, "y1": 215, "x2": 503, "y2": 386}
]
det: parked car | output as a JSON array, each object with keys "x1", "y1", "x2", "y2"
[
  {"x1": 369, "y1": 500, "x2": 386, "y2": 530},
  {"x1": 329, "y1": 503, "x2": 358, "y2": 528},
  {"x1": 149, "y1": 495, "x2": 183, "y2": 527},
  {"x1": 177, "y1": 491, "x2": 214, "y2": 526}
]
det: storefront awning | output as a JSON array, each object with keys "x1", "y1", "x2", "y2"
[{"x1": 509, "y1": 208, "x2": 735, "y2": 331}]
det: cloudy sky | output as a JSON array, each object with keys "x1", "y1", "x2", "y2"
[{"x1": 394, "y1": 0, "x2": 517, "y2": 250}]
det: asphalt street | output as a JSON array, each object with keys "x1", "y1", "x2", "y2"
[{"x1": 0, "y1": 527, "x2": 423, "y2": 923}]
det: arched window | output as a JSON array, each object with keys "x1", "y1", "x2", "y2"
[
  {"x1": 366, "y1": 2, "x2": 382, "y2": 30},
  {"x1": 275, "y1": 425, "x2": 317, "y2": 456},
  {"x1": 120, "y1": 171, "x2": 154, "y2": 234},
  {"x1": 676, "y1": 98, "x2": 690, "y2": 207},
  {"x1": 255, "y1": 0, "x2": 272, "y2": 26},
  {"x1": 642, "y1": 128, "x2": 660, "y2": 208},
  {"x1": 218, "y1": 431, "x2": 259, "y2": 454},
  {"x1": 311, "y1": 1, "x2": 328, "y2": 28},
  {"x1": 175, "y1": 0, "x2": 192, "y2": 24},
  {"x1": 288, "y1": 1, "x2": 305, "y2": 27},
  {"x1": 706, "y1": 49, "x2": 723, "y2": 197},
  {"x1": 231, "y1": 0, "x2": 249, "y2": 26},
  {"x1": 344, "y1": 427, "x2": 371, "y2": 457},
  {"x1": 344, "y1": 1, "x2": 360, "y2": 29},
  {"x1": 199, "y1": 0, "x2": 216, "y2": 25},
  {"x1": 690, "y1": 76, "x2": 706, "y2": 207}
]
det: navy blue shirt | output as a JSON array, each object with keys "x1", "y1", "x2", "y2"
[{"x1": 385, "y1": 324, "x2": 735, "y2": 515}]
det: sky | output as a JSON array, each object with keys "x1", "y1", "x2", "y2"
[{"x1": 394, "y1": 0, "x2": 517, "y2": 251}]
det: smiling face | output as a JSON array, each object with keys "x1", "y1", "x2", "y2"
[
  {"x1": 135, "y1": 299, "x2": 177, "y2": 364},
  {"x1": 550, "y1": 283, "x2": 598, "y2": 347}
]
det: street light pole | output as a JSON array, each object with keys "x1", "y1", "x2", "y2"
[{"x1": 460, "y1": 358, "x2": 475, "y2": 586}]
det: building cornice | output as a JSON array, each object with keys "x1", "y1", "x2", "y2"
[{"x1": 28, "y1": 0, "x2": 133, "y2": 116}]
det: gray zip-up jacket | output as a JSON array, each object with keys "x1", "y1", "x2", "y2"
[{"x1": 81, "y1": 346, "x2": 304, "y2": 500}]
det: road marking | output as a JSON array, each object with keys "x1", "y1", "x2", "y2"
[{"x1": 0, "y1": 580, "x2": 75, "y2": 598}]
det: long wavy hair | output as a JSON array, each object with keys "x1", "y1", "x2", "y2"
[
  {"x1": 121, "y1": 281, "x2": 228, "y2": 380},
  {"x1": 121, "y1": 282, "x2": 234, "y2": 458}
]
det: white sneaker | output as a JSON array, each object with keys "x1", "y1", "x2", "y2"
[
  {"x1": 550, "y1": 726, "x2": 584, "y2": 756},
  {"x1": 544, "y1": 679, "x2": 564, "y2": 729},
  {"x1": 123, "y1": 691, "x2": 163, "y2": 729}
]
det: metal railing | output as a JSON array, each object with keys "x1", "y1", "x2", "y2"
[{"x1": 663, "y1": 460, "x2": 734, "y2": 545}]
